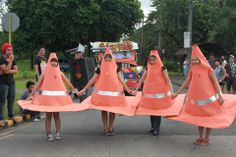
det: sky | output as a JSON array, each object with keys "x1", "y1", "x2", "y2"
[
  {"x1": 139, "y1": 0, "x2": 156, "y2": 18},
  {"x1": 0, "y1": 0, "x2": 155, "y2": 31}
]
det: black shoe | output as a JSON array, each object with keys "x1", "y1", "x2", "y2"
[
  {"x1": 152, "y1": 130, "x2": 160, "y2": 136},
  {"x1": 149, "y1": 128, "x2": 154, "y2": 133}
]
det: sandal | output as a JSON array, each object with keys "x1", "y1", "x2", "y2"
[
  {"x1": 200, "y1": 139, "x2": 210, "y2": 146},
  {"x1": 108, "y1": 128, "x2": 114, "y2": 136},
  {"x1": 193, "y1": 138, "x2": 203, "y2": 145}
]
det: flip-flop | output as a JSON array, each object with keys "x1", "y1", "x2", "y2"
[{"x1": 193, "y1": 138, "x2": 203, "y2": 145}]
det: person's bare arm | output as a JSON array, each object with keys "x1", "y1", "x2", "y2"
[
  {"x1": 118, "y1": 72, "x2": 132, "y2": 93},
  {"x1": 61, "y1": 72, "x2": 77, "y2": 93},
  {"x1": 135, "y1": 69, "x2": 147, "y2": 92},
  {"x1": 172, "y1": 76, "x2": 191, "y2": 99},
  {"x1": 34, "y1": 64, "x2": 39, "y2": 78},
  {"x1": 0, "y1": 55, "x2": 14, "y2": 73},
  {"x1": 163, "y1": 69, "x2": 173, "y2": 93},
  {"x1": 78, "y1": 73, "x2": 98, "y2": 95},
  {"x1": 4, "y1": 65, "x2": 18, "y2": 74},
  {"x1": 209, "y1": 72, "x2": 224, "y2": 105}
]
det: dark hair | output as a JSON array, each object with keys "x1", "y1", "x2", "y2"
[
  {"x1": 149, "y1": 55, "x2": 157, "y2": 59},
  {"x1": 39, "y1": 45, "x2": 45, "y2": 49},
  {"x1": 26, "y1": 81, "x2": 35, "y2": 89},
  {"x1": 50, "y1": 58, "x2": 58, "y2": 63},
  {"x1": 215, "y1": 58, "x2": 222, "y2": 65}
]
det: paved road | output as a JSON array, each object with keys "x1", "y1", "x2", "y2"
[{"x1": 1, "y1": 84, "x2": 236, "y2": 157}]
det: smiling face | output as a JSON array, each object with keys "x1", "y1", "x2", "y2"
[
  {"x1": 104, "y1": 54, "x2": 112, "y2": 62},
  {"x1": 148, "y1": 55, "x2": 157, "y2": 65},
  {"x1": 191, "y1": 57, "x2": 201, "y2": 65},
  {"x1": 50, "y1": 58, "x2": 59, "y2": 67}
]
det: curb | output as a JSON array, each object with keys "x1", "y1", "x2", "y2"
[{"x1": 0, "y1": 114, "x2": 31, "y2": 129}]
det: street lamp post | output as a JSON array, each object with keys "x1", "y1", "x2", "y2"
[{"x1": 187, "y1": 0, "x2": 193, "y2": 59}]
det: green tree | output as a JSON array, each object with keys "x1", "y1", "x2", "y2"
[{"x1": 5, "y1": 0, "x2": 143, "y2": 55}]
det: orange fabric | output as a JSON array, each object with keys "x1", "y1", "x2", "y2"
[
  {"x1": 18, "y1": 53, "x2": 89, "y2": 112},
  {"x1": 91, "y1": 47, "x2": 126, "y2": 107},
  {"x1": 135, "y1": 50, "x2": 182, "y2": 116},
  {"x1": 169, "y1": 45, "x2": 235, "y2": 128},
  {"x1": 86, "y1": 47, "x2": 139, "y2": 115}
]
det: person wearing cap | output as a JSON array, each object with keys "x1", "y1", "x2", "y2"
[
  {"x1": 70, "y1": 45, "x2": 88, "y2": 101},
  {"x1": 225, "y1": 55, "x2": 236, "y2": 94},
  {"x1": 0, "y1": 43, "x2": 18, "y2": 127}
]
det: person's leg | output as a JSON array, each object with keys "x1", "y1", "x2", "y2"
[
  {"x1": 53, "y1": 112, "x2": 61, "y2": 133},
  {"x1": 53, "y1": 112, "x2": 62, "y2": 140},
  {"x1": 226, "y1": 78, "x2": 231, "y2": 94},
  {"x1": 0, "y1": 85, "x2": 8, "y2": 126},
  {"x1": 45, "y1": 112, "x2": 53, "y2": 134},
  {"x1": 108, "y1": 112, "x2": 115, "y2": 133},
  {"x1": 194, "y1": 126, "x2": 204, "y2": 144},
  {"x1": 149, "y1": 116, "x2": 155, "y2": 132},
  {"x1": 7, "y1": 84, "x2": 15, "y2": 119},
  {"x1": 101, "y1": 111, "x2": 108, "y2": 133},
  {"x1": 152, "y1": 116, "x2": 161, "y2": 136},
  {"x1": 201, "y1": 128, "x2": 212, "y2": 145},
  {"x1": 232, "y1": 78, "x2": 236, "y2": 94},
  {"x1": 45, "y1": 112, "x2": 54, "y2": 141}
]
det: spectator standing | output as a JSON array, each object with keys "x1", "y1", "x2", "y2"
[{"x1": 0, "y1": 43, "x2": 18, "y2": 127}]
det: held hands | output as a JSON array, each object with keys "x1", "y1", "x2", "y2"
[
  {"x1": 25, "y1": 95, "x2": 33, "y2": 101},
  {"x1": 171, "y1": 93, "x2": 178, "y2": 99},
  {"x1": 77, "y1": 89, "x2": 85, "y2": 96},
  {"x1": 218, "y1": 96, "x2": 224, "y2": 105}
]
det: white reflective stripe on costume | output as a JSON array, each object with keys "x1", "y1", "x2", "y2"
[
  {"x1": 93, "y1": 88, "x2": 124, "y2": 96},
  {"x1": 143, "y1": 91, "x2": 171, "y2": 99},
  {"x1": 39, "y1": 90, "x2": 67, "y2": 96},
  {"x1": 192, "y1": 94, "x2": 219, "y2": 105}
]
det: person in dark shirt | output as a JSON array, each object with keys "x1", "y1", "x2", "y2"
[
  {"x1": 70, "y1": 50, "x2": 88, "y2": 101},
  {"x1": 33, "y1": 46, "x2": 47, "y2": 120},
  {"x1": 34, "y1": 47, "x2": 47, "y2": 80},
  {"x1": 0, "y1": 43, "x2": 18, "y2": 127}
]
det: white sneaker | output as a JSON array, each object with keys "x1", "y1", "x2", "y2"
[
  {"x1": 33, "y1": 118, "x2": 40, "y2": 122},
  {"x1": 47, "y1": 133, "x2": 54, "y2": 141},
  {"x1": 55, "y1": 132, "x2": 62, "y2": 140}
]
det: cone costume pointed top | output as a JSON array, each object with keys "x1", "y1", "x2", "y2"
[
  {"x1": 169, "y1": 45, "x2": 235, "y2": 128},
  {"x1": 18, "y1": 53, "x2": 89, "y2": 112},
  {"x1": 135, "y1": 50, "x2": 182, "y2": 116},
  {"x1": 81, "y1": 47, "x2": 139, "y2": 116}
]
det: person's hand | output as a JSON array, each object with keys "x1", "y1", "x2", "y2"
[
  {"x1": 218, "y1": 96, "x2": 224, "y2": 105},
  {"x1": 171, "y1": 93, "x2": 178, "y2": 99},
  {"x1": 25, "y1": 95, "x2": 33, "y2": 101},
  {"x1": 9, "y1": 54, "x2": 14, "y2": 61},
  {"x1": 77, "y1": 90, "x2": 85, "y2": 96}
]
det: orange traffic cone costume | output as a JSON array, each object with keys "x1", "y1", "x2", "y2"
[
  {"x1": 81, "y1": 48, "x2": 139, "y2": 116},
  {"x1": 18, "y1": 53, "x2": 89, "y2": 112},
  {"x1": 135, "y1": 50, "x2": 183, "y2": 116},
  {"x1": 169, "y1": 45, "x2": 235, "y2": 128}
]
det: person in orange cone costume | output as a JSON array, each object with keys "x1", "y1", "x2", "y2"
[
  {"x1": 135, "y1": 50, "x2": 183, "y2": 116},
  {"x1": 18, "y1": 53, "x2": 89, "y2": 141},
  {"x1": 79, "y1": 47, "x2": 139, "y2": 135},
  {"x1": 134, "y1": 50, "x2": 183, "y2": 136},
  {"x1": 170, "y1": 45, "x2": 235, "y2": 145}
]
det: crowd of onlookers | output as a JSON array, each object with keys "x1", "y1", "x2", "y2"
[{"x1": 183, "y1": 53, "x2": 236, "y2": 94}]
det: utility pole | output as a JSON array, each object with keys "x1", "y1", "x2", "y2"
[{"x1": 187, "y1": 0, "x2": 193, "y2": 59}]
